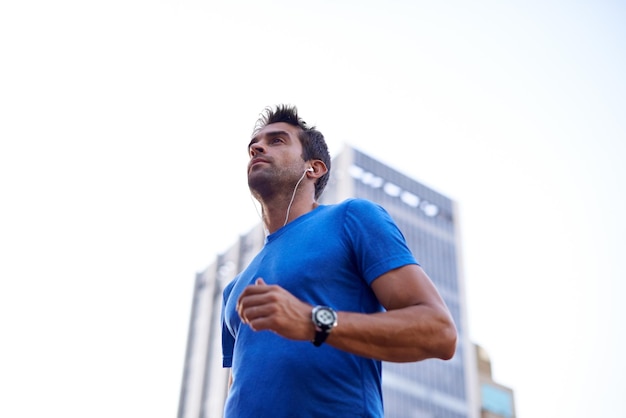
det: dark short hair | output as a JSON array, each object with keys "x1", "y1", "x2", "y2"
[{"x1": 254, "y1": 104, "x2": 331, "y2": 199}]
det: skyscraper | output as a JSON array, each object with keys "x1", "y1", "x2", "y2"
[{"x1": 178, "y1": 145, "x2": 479, "y2": 418}]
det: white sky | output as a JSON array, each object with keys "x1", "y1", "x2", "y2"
[{"x1": 1, "y1": 1, "x2": 625, "y2": 417}]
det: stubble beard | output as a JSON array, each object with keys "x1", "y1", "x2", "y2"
[{"x1": 248, "y1": 164, "x2": 302, "y2": 203}]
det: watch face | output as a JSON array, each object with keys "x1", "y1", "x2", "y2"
[{"x1": 315, "y1": 308, "x2": 336, "y2": 326}]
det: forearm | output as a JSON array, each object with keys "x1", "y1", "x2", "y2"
[
  {"x1": 325, "y1": 305, "x2": 457, "y2": 363},
  {"x1": 236, "y1": 273, "x2": 458, "y2": 362}
]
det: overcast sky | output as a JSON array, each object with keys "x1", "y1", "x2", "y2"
[{"x1": 1, "y1": 1, "x2": 625, "y2": 417}]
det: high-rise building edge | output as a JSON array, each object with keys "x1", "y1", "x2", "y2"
[{"x1": 178, "y1": 145, "x2": 513, "y2": 418}]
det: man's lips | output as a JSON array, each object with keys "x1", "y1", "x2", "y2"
[{"x1": 249, "y1": 158, "x2": 270, "y2": 170}]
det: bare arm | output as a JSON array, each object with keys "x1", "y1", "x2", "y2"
[
  {"x1": 327, "y1": 264, "x2": 457, "y2": 362},
  {"x1": 237, "y1": 265, "x2": 457, "y2": 363}
]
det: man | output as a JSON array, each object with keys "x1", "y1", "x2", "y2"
[{"x1": 221, "y1": 105, "x2": 457, "y2": 418}]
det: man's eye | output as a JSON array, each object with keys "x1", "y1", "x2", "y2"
[{"x1": 271, "y1": 138, "x2": 283, "y2": 144}]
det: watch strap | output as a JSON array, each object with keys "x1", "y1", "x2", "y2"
[{"x1": 312, "y1": 328, "x2": 330, "y2": 347}]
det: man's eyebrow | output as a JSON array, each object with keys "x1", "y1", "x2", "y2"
[{"x1": 248, "y1": 130, "x2": 291, "y2": 148}]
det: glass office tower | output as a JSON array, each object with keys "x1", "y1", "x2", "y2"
[{"x1": 178, "y1": 146, "x2": 478, "y2": 418}]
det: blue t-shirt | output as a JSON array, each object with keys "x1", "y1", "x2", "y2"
[{"x1": 221, "y1": 198, "x2": 418, "y2": 418}]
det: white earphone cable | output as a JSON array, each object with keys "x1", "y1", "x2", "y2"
[{"x1": 284, "y1": 169, "x2": 309, "y2": 227}]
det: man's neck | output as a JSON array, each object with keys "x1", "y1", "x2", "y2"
[{"x1": 261, "y1": 197, "x2": 318, "y2": 234}]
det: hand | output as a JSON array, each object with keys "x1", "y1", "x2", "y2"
[{"x1": 236, "y1": 278, "x2": 314, "y2": 341}]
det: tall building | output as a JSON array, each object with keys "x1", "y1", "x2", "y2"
[{"x1": 178, "y1": 145, "x2": 480, "y2": 418}]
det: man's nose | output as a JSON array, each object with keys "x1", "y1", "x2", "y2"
[{"x1": 250, "y1": 142, "x2": 265, "y2": 156}]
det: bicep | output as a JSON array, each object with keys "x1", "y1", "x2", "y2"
[{"x1": 371, "y1": 264, "x2": 447, "y2": 311}]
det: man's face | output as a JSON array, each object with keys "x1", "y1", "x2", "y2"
[{"x1": 247, "y1": 122, "x2": 306, "y2": 197}]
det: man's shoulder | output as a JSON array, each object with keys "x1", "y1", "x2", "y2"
[
  {"x1": 328, "y1": 198, "x2": 381, "y2": 211},
  {"x1": 314, "y1": 199, "x2": 389, "y2": 231},
  {"x1": 329, "y1": 198, "x2": 386, "y2": 217}
]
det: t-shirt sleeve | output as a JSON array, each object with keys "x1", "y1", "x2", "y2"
[
  {"x1": 222, "y1": 322, "x2": 234, "y2": 368},
  {"x1": 344, "y1": 199, "x2": 419, "y2": 284},
  {"x1": 221, "y1": 284, "x2": 234, "y2": 368}
]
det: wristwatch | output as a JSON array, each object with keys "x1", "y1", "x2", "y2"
[{"x1": 311, "y1": 305, "x2": 338, "y2": 347}]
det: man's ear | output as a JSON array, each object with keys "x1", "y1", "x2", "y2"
[{"x1": 306, "y1": 160, "x2": 328, "y2": 177}]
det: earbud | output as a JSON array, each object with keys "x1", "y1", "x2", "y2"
[{"x1": 306, "y1": 167, "x2": 314, "y2": 173}]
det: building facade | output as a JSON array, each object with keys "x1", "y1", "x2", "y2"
[
  {"x1": 475, "y1": 344, "x2": 516, "y2": 418},
  {"x1": 178, "y1": 146, "x2": 481, "y2": 418}
]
